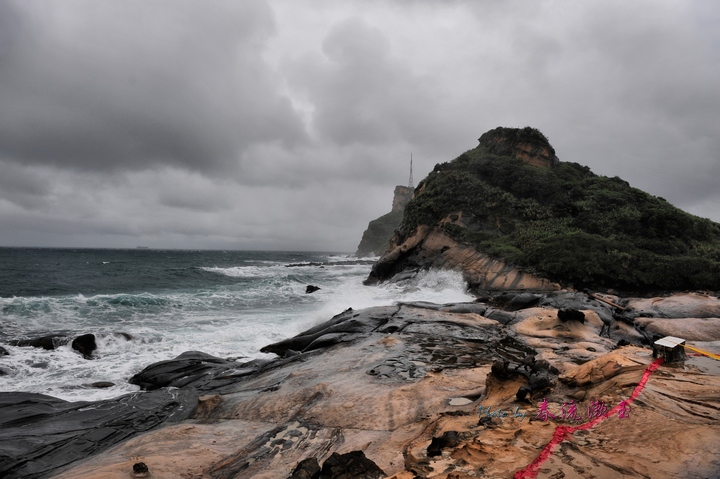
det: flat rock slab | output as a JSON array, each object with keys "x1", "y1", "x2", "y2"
[{"x1": 0, "y1": 389, "x2": 196, "y2": 479}]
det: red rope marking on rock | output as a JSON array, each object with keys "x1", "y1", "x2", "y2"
[{"x1": 513, "y1": 357, "x2": 664, "y2": 479}]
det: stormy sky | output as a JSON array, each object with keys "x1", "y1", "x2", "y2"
[{"x1": 1, "y1": 0, "x2": 718, "y2": 251}]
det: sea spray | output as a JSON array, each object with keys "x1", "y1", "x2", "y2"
[{"x1": 0, "y1": 249, "x2": 474, "y2": 401}]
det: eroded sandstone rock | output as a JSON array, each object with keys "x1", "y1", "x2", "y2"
[
  {"x1": 364, "y1": 226, "x2": 561, "y2": 292},
  {"x1": 8, "y1": 295, "x2": 720, "y2": 479}
]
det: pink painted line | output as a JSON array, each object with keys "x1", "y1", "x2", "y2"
[{"x1": 513, "y1": 357, "x2": 664, "y2": 479}]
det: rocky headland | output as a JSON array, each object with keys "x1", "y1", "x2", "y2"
[
  {"x1": 3, "y1": 127, "x2": 720, "y2": 478},
  {"x1": 356, "y1": 186, "x2": 414, "y2": 257},
  {"x1": 366, "y1": 127, "x2": 720, "y2": 294}
]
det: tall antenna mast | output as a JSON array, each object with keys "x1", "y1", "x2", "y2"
[{"x1": 408, "y1": 153, "x2": 414, "y2": 188}]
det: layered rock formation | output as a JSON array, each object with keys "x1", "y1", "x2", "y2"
[
  {"x1": 478, "y1": 126, "x2": 559, "y2": 168},
  {"x1": 364, "y1": 127, "x2": 720, "y2": 293},
  {"x1": 364, "y1": 224, "x2": 560, "y2": 292},
  {"x1": 4, "y1": 291, "x2": 719, "y2": 478},
  {"x1": 356, "y1": 186, "x2": 414, "y2": 257}
]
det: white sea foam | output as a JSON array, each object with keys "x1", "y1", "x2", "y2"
[{"x1": 0, "y1": 261, "x2": 473, "y2": 402}]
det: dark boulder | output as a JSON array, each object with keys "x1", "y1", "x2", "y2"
[
  {"x1": 71, "y1": 334, "x2": 97, "y2": 359},
  {"x1": 128, "y1": 351, "x2": 248, "y2": 392},
  {"x1": 558, "y1": 308, "x2": 586, "y2": 324},
  {"x1": 87, "y1": 381, "x2": 115, "y2": 389},
  {"x1": 0, "y1": 346, "x2": 9, "y2": 356},
  {"x1": 529, "y1": 372, "x2": 554, "y2": 392},
  {"x1": 260, "y1": 307, "x2": 391, "y2": 357},
  {"x1": 490, "y1": 292, "x2": 543, "y2": 311},
  {"x1": 516, "y1": 385, "x2": 532, "y2": 402},
  {"x1": 490, "y1": 359, "x2": 511, "y2": 380},
  {"x1": 132, "y1": 461, "x2": 149, "y2": 477},
  {"x1": 539, "y1": 292, "x2": 613, "y2": 326},
  {"x1": 305, "y1": 285, "x2": 321, "y2": 294},
  {"x1": 9, "y1": 335, "x2": 68, "y2": 350},
  {"x1": 427, "y1": 431, "x2": 461, "y2": 457},
  {"x1": 0, "y1": 390, "x2": 194, "y2": 479},
  {"x1": 318, "y1": 450, "x2": 385, "y2": 479},
  {"x1": 288, "y1": 457, "x2": 321, "y2": 479}
]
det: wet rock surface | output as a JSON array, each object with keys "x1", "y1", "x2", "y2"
[
  {"x1": 71, "y1": 333, "x2": 97, "y2": 359},
  {"x1": 9, "y1": 334, "x2": 69, "y2": 350},
  {"x1": 0, "y1": 389, "x2": 195, "y2": 479},
  {"x1": 3, "y1": 291, "x2": 720, "y2": 478}
]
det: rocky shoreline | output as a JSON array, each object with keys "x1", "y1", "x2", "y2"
[{"x1": 2, "y1": 291, "x2": 720, "y2": 478}]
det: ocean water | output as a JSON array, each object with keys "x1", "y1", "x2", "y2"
[{"x1": 0, "y1": 248, "x2": 473, "y2": 401}]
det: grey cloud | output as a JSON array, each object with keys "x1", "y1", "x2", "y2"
[
  {"x1": 0, "y1": 0, "x2": 306, "y2": 173},
  {"x1": 287, "y1": 16, "x2": 446, "y2": 152},
  {"x1": 0, "y1": 161, "x2": 53, "y2": 209},
  {"x1": 1, "y1": 0, "x2": 720, "y2": 251}
]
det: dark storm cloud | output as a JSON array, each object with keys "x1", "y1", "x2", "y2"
[
  {"x1": 286, "y1": 16, "x2": 447, "y2": 151},
  {"x1": 0, "y1": 0, "x2": 306, "y2": 173},
  {"x1": 0, "y1": 160, "x2": 52, "y2": 209},
  {"x1": 1, "y1": 0, "x2": 719, "y2": 250}
]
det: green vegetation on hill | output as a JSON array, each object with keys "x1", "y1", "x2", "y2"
[{"x1": 400, "y1": 128, "x2": 720, "y2": 292}]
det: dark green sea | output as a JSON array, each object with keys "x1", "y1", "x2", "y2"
[{"x1": 0, "y1": 248, "x2": 472, "y2": 401}]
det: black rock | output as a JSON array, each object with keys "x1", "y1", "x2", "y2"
[
  {"x1": 558, "y1": 308, "x2": 585, "y2": 323},
  {"x1": 0, "y1": 346, "x2": 9, "y2": 356},
  {"x1": 490, "y1": 292, "x2": 543, "y2": 311},
  {"x1": 516, "y1": 385, "x2": 532, "y2": 402},
  {"x1": 260, "y1": 307, "x2": 387, "y2": 357},
  {"x1": 88, "y1": 381, "x2": 115, "y2": 389},
  {"x1": 306, "y1": 285, "x2": 321, "y2": 294},
  {"x1": 530, "y1": 359, "x2": 558, "y2": 375},
  {"x1": 0, "y1": 390, "x2": 194, "y2": 479},
  {"x1": 72, "y1": 334, "x2": 97, "y2": 359},
  {"x1": 616, "y1": 339, "x2": 630, "y2": 348},
  {"x1": 289, "y1": 457, "x2": 321, "y2": 479},
  {"x1": 128, "y1": 351, "x2": 243, "y2": 391},
  {"x1": 318, "y1": 450, "x2": 385, "y2": 479},
  {"x1": 427, "y1": 431, "x2": 461, "y2": 457},
  {"x1": 132, "y1": 461, "x2": 149, "y2": 477},
  {"x1": 539, "y1": 292, "x2": 613, "y2": 326},
  {"x1": 491, "y1": 359, "x2": 511, "y2": 380},
  {"x1": 529, "y1": 372, "x2": 554, "y2": 392},
  {"x1": 9, "y1": 335, "x2": 68, "y2": 350},
  {"x1": 483, "y1": 308, "x2": 517, "y2": 325}
]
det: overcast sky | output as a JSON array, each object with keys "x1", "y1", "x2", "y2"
[{"x1": 1, "y1": 0, "x2": 718, "y2": 251}]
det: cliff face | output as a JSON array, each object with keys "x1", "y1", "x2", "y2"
[
  {"x1": 367, "y1": 127, "x2": 720, "y2": 293},
  {"x1": 479, "y1": 126, "x2": 560, "y2": 168},
  {"x1": 365, "y1": 223, "x2": 560, "y2": 291},
  {"x1": 356, "y1": 185, "x2": 414, "y2": 257}
]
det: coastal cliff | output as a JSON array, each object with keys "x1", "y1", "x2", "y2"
[
  {"x1": 366, "y1": 127, "x2": 720, "y2": 293},
  {"x1": 356, "y1": 186, "x2": 414, "y2": 257}
]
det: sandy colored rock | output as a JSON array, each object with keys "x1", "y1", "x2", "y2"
[
  {"x1": 558, "y1": 347, "x2": 649, "y2": 387},
  {"x1": 626, "y1": 292, "x2": 720, "y2": 318},
  {"x1": 17, "y1": 298, "x2": 720, "y2": 479},
  {"x1": 633, "y1": 316, "x2": 720, "y2": 341}
]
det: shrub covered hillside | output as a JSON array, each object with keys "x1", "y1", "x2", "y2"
[{"x1": 400, "y1": 127, "x2": 720, "y2": 292}]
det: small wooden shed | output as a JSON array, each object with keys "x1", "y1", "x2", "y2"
[{"x1": 653, "y1": 336, "x2": 687, "y2": 363}]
